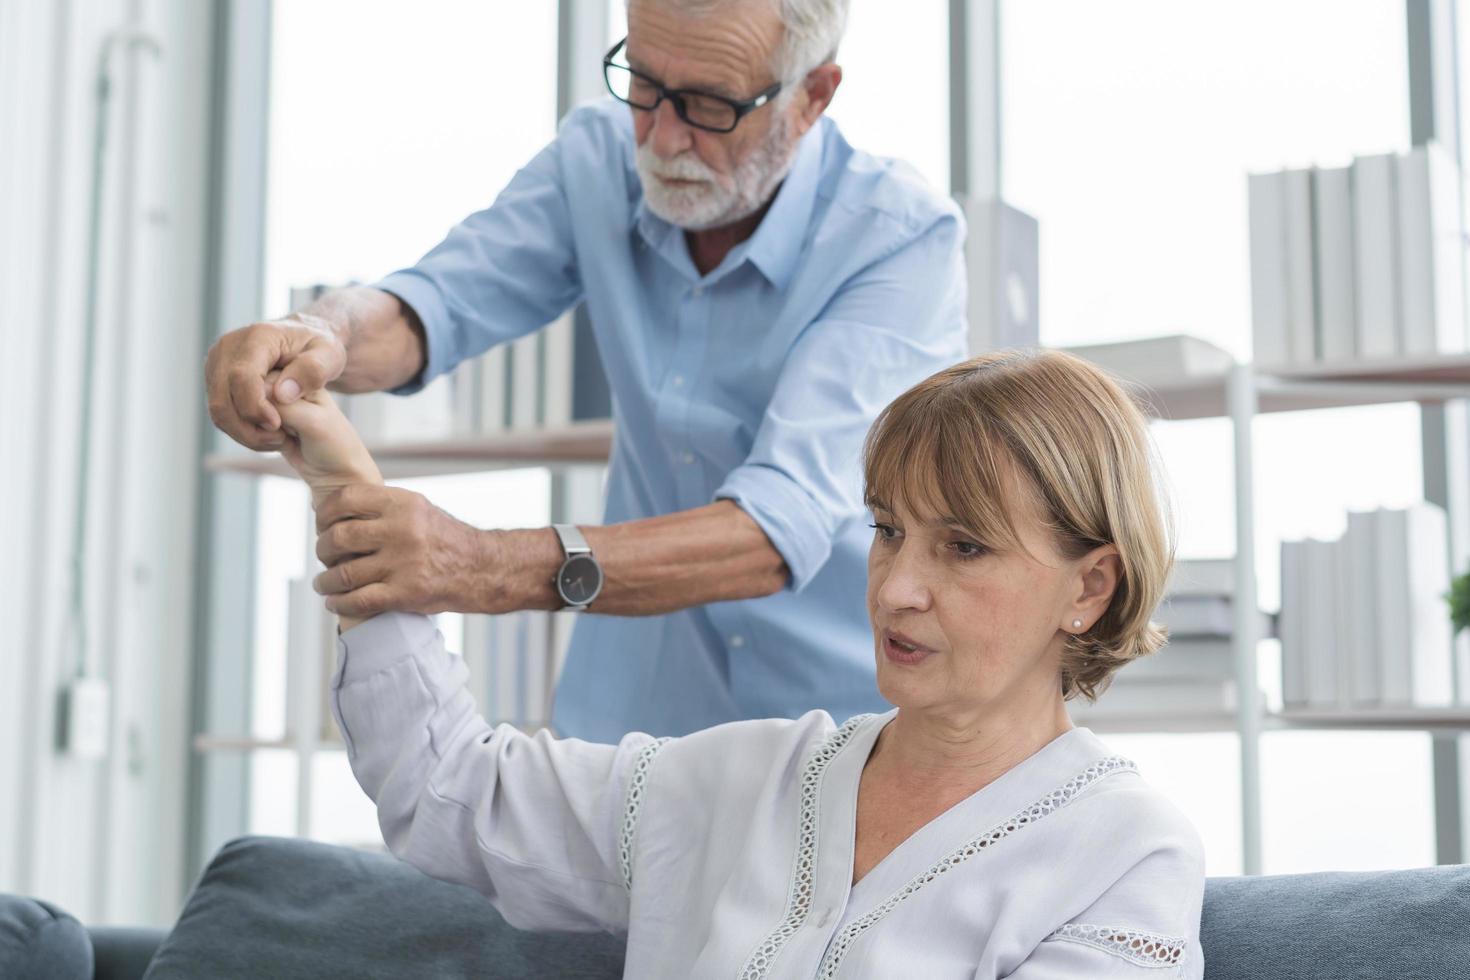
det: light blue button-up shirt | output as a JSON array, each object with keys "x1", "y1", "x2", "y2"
[{"x1": 377, "y1": 99, "x2": 967, "y2": 742}]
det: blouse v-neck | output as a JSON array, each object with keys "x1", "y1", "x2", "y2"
[{"x1": 835, "y1": 713, "x2": 1094, "y2": 914}]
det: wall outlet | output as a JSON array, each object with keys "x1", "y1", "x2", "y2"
[{"x1": 61, "y1": 677, "x2": 111, "y2": 759}]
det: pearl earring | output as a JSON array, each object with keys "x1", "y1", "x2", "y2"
[{"x1": 1072, "y1": 619, "x2": 1083, "y2": 630}]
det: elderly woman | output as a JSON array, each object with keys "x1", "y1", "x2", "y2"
[{"x1": 273, "y1": 350, "x2": 1205, "y2": 979}]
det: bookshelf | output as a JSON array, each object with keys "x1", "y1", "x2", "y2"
[
  {"x1": 196, "y1": 335, "x2": 1470, "y2": 873},
  {"x1": 205, "y1": 418, "x2": 614, "y2": 481},
  {"x1": 203, "y1": 350, "x2": 1470, "y2": 482}
]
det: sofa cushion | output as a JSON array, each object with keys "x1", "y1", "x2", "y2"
[
  {"x1": 1202, "y1": 865, "x2": 1470, "y2": 980},
  {"x1": 141, "y1": 836, "x2": 625, "y2": 980},
  {"x1": 0, "y1": 893, "x2": 93, "y2": 980}
]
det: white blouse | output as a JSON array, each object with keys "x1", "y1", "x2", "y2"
[{"x1": 331, "y1": 612, "x2": 1206, "y2": 979}]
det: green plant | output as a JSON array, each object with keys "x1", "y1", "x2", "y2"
[{"x1": 1448, "y1": 570, "x2": 1470, "y2": 636}]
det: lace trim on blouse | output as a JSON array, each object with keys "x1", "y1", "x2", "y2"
[
  {"x1": 619, "y1": 737, "x2": 670, "y2": 892},
  {"x1": 815, "y1": 755, "x2": 1138, "y2": 979},
  {"x1": 1048, "y1": 923, "x2": 1188, "y2": 969},
  {"x1": 737, "y1": 713, "x2": 872, "y2": 980}
]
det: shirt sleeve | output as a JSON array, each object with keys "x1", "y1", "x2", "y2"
[
  {"x1": 329, "y1": 611, "x2": 660, "y2": 934},
  {"x1": 714, "y1": 213, "x2": 968, "y2": 591},
  {"x1": 999, "y1": 837, "x2": 1207, "y2": 979},
  {"x1": 374, "y1": 117, "x2": 589, "y2": 395}
]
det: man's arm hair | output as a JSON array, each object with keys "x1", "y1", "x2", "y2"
[{"x1": 294, "y1": 285, "x2": 428, "y2": 394}]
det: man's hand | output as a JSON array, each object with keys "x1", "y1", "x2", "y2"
[
  {"x1": 312, "y1": 486, "x2": 495, "y2": 618},
  {"x1": 205, "y1": 313, "x2": 347, "y2": 451}
]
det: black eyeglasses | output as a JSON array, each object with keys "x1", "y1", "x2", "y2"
[{"x1": 603, "y1": 37, "x2": 782, "y2": 134}]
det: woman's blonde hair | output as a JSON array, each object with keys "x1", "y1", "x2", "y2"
[{"x1": 862, "y1": 349, "x2": 1175, "y2": 701}]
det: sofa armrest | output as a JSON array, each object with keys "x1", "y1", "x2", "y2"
[
  {"x1": 1203, "y1": 865, "x2": 1470, "y2": 980},
  {"x1": 90, "y1": 925, "x2": 166, "y2": 980},
  {"x1": 0, "y1": 893, "x2": 93, "y2": 979}
]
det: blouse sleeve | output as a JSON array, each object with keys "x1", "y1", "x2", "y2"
[
  {"x1": 328, "y1": 611, "x2": 664, "y2": 935},
  {"x1": 999, "y1": 832, "x2": 1206, "y2": 980}
]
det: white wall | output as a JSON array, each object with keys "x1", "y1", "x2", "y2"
[{"x1": 0, "y1": 0, "x2": 216, "y2": 925}]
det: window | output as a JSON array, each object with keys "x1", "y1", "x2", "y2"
[
  {"x1": 1004, "y1": 0, "x2": 1434, "y2": 874},
  {"x1": 250, "y1": 0, "x2": 559, "y2": 846}
]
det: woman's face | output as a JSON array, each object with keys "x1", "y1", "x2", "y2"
[{"x1": 864, "y1": 480, "x2": 1090, "y2": 717}]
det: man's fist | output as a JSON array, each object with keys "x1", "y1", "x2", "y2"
[{"x1": 205, "y1": 313, "x2": 347, "y2": 451}]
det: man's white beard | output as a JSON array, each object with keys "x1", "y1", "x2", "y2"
[{"x1": 635, "y1": 110, "x2": 798, "y2": 231}]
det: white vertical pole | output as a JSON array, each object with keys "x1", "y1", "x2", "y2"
[
  {"x1": 1408, "y1": 0, "x2": 1469, "y2": 865},
  {"x1": 1229, "y1": 363, "x2": 1264, "y2": 876},
  {"x1": 948, "y1": 0, "x2": 1000, "y2": 199}
]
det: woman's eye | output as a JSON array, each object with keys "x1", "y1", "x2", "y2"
[
  {"x1": 868, "y1": 522, "x2": 898, "y2": 541},
  {"x1": 951, "y1": 540, "x2": 986, "y2": 558}
]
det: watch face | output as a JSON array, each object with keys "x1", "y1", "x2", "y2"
[{"x1": 558, "y1": 553, "x2": 603, "y2": 607}]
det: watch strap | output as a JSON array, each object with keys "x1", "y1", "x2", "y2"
[{"x1": 553, "y1": 523, "x2": 591, "y2": 557}]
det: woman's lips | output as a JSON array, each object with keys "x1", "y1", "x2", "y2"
[{"x1": 882, "y1": 630, "x2": 934, "y2": 666}]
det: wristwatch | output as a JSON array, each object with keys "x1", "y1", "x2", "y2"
[{"x1": 552, "y1": 524, "x2": 604, "y2": 611}]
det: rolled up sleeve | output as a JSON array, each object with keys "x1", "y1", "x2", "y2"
[{"x1": 715, "y1": 212, "x2": 968, "y2": 591}]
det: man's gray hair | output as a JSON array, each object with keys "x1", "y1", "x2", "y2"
[{"x1": 631, "y1": 0, "x2": 850, "y2": 86}]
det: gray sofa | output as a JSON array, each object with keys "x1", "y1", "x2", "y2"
[{"x1": 3, "y1": 835, "x2": 1467, "y2": 978}]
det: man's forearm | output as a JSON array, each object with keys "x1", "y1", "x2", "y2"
[
  {"x1": 487, "y1": 500, "x2": 789, "y2": 616},
  {"x1": 291, "y1": 286, "x2": 427, "y2": 394}
]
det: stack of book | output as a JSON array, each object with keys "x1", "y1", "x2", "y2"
[
  {"x1": 1279, "y1": 503, "x2": 1453, "y2": 709},
  {"x1": 1247, "y1": 141, "x2": 1466, "y2": 368},
  {"x1": 459, "y1": 611, "x2": 560, "y2": 730},
  {"x1": 287, "y1": 287, "x2": 612, "y2": 447},
  {"x1": 1072, "y1": 558, "x2": 1267, "y2": 721}
]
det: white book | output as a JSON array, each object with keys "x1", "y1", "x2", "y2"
[
  {"x1": 1123, "y1": 638, "x2": 1234, "y2": 683},
  {"x1": 340, "y1": 392, "x2": 387, "y2": 446},
  {"x1": 1375, "y1": 504, "x2": 1453, "y2": 706},
  {"x1": 1313, "y1": 166, "x2": 1357, "y2": 363},
  {"x1": 459, "y1": 613, "x2": 493, "y2": 710},
  {"x1": 1397, "y1": 142, "x2": 1467, "y2": 356},
  {"x1": 1155, "y1": 595, "x2": 1233, "y2": 637},
  {"x1": 542, "y1": 312, "x2": 575, "y2": 429},
  {"x1": 549, "y1": 609, "x2": 578, "y2": 713},
  {"x1": 477, "y1": 344, "x2": 508, "y2": 434},
  {"x1": 1073, "y1": 679, "x2": 1238, "y2": 718},
  {"x1": 1063, "y1": 334, "x2": 1234, "y2": 386},
  {"x1": 1156, "y1": 598, "x2": 1274, "y2": 640},
  {"x1": 508, "y1": 333, "x2": 542, "y2": 430},
  {"x1": 1283, "y1": 168, "x2": 1317, "y2": 364},
  {"x1": 1350, "y1": 153, "x2": 1400, "y2": 359},
  {"x1": 1302, "y1": 537, "x2": 1341, "y2": 707},
  {"x1": 450, "y1": 363, "x2": 479, "y2": 437},
  {"x1": 1248, "y1": 171, "x2": 1290, "y2": 368},
  {"x1": 487, "y1": 613, "x2": 521, "y2": 725},
  {"x1": 1166, "y1": 558, "x2": 1237, "y2": 598},
  {"x1": 285, "y1": 576, "x2": 336, "y2": 745},
  {"x1": 1279, "y1": 540, "x2": 1308, "y2": 708},
  {"x1": 526, "y1": 613, "x2": 554, "y2": 728},
  {"x1": 1343, "y1": 511, "x2": 1382, "y2": 706}
]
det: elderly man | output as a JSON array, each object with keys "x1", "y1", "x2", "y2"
[{"x1": 206, "y1": 0, "x2": 967, "y2": 743}]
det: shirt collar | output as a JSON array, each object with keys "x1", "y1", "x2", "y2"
[
  {"x1": 631, "y1": 119, "x2": 825, "y2": 290},
  {"x1": 743, "y1": 120, "x2": 823, "y2": 291}
]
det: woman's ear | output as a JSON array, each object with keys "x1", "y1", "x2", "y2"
[{"x1": 1070, "y1": 545, "x2": 1121, "y2": 626}]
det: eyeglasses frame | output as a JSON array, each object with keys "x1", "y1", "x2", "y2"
[{"x1": 602, "y1": 37, "x2": 783, "y2": 134}]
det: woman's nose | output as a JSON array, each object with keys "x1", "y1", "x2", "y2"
[{"x1": 875, "y1": 547, "x2": 932, "y2": 613}]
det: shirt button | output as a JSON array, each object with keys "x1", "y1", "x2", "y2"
[
  {"x1": 672, "y1": 375, "x2": 685, "y2": 387},
  {"x1": 730, "y1": 634, "x2": 745, "y2": 648},
  {"x1": 691, "y1": 285, "x2": 704, "y2": 298},
  {"x1": 682, "y1": 452, "x2": 696, "y2": 465}
]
